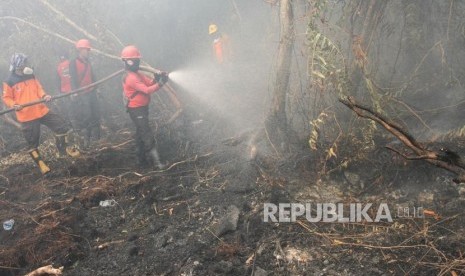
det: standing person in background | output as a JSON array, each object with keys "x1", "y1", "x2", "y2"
[
  {"x1": 57, "y1": 52, "x2": 71, "y2": 95},
  {"x1": 2, "y1": 53, "x2": 80, "y2": 175},
  {"x1": 120, "y1": 45, "x2": 169, "y2": 169},
  {"x1": 56, "y1": 52, "x2": 73, "y2": 124},
  {"x1": 69, "y1": 39, "x2": 101, "y2": 148},
  {"x1": 209, "y1": 23, "x2": 232, "y2": 65}
]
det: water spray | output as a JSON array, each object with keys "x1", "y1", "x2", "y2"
[
  {"x1": 139, "y1": 66, "x2": 183, "y2": 124},
  {"x1": 166, "y1": 70, "x2": 181, "y2": 84}
]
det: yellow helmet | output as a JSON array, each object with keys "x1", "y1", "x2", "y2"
[{"x1": 209, "y1": 24, "x2": 218, "y2": 35}]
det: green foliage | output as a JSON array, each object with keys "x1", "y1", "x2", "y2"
[
  {"x1": 309, "y1": 111, "x2": 328, "y2": 150},
  {"x1": 307, "y1": 27, "x2": 346, "y2": 96},
  {"x1": 305, "y1": 0, "x2": 382, "y2": 172}
]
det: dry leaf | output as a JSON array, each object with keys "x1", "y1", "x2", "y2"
[{"x1": 423, "y1": 209, "x2": 441, "y2": 220}]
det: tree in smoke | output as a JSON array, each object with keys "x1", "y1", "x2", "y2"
[{"x1": 265, "y1": 0, "x2": 294, "y2": 153}]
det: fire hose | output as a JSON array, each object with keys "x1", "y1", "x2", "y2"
[
  {"x1": 140, "y1": 66, "x2": 183, "y2": 124},
  {"x1": 0, "y1": 67, "x2": 183, "y2": 123},
  {"x1": 0, "y1": 69, "x2": 124, "y2": 116}
]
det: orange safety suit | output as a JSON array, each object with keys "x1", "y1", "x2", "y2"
[
  {"x1": 57, "y1": 59, "x2": 71, "y2": 93},
  {"x1": 213, "y1": 38, "x2": 224, "y2": 64},
  {"x1": 123, "y1": 71, "x2": 162, "y2": 108},
  {"x1": 3, "y1": 74, "x2": 49, "y2": 122},
  {"x1": 212, "y1": 34, "x2": 231, "y2": 64},
  {"x1": 70, "y1": 57, "x2": 94, "y2": 92},
  {"x1": 68, "y1": 56, "x2": 101, "y2": 141}
]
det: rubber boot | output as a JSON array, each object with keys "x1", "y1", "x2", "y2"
[
  {"x1": 137, "y1": 154, "x2": 150, "y2": 168},
  {"x1": 29, "y1": 149, "x2": 51, "y2": 175},
  {"x1": 149, "y1": 147, "x2": 167, "y2": 170},
  {"x1": 136, "y1": 143, "x2": 149, "y2": 168},
  {"x1": 75, "y1": 130, "x2": 90, "y2": 150},
  {"x1": 55, "y1": 132, "x2": 80, "y2": 157},
  {"x1": 63, "y1": 132, "x2": 81, "y2": 157},
  {"x1": 73, "y1": 129, "x2": 86, "y2": 150},
  {"x1": 55, "y1": 133, "x2": 67, "y2": 157}
]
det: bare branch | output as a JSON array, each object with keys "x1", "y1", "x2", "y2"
[
  {"x1": 340, "y1": 96, "x2": 465, "y2": 182},
  {"x1": 39, "y1": 0, "x2": 98, "y2": 41}
]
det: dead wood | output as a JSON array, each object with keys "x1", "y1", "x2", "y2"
[
  {"x1": 96, "y1": 240, "x2": 125, "y2": 250},
  {"x1": 339, "y1": 96, "x2": 465, "y2": 182},
  {"x1": 38, "y1": 0, "x2": 98, "y2": 41},
  {"x1": 24, "y1": 265, "x2": 63, "y2": 276},
  {"x1": 221, "y1": 129, "x2": 260, "y2": 146}
]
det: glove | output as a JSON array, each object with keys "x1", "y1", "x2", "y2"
[
  {"x1": 43, "y1": 95, "x2": 52, "y2": 102},
  {"x1": 159, "y1": 71, "x2": 169, "y2": 85},
  {"x1": 155, "y1": 71, "x2": 169, "y2": 86},
  {"x1": 153, "y1": 72, "x2": 161, "y2": 83}
]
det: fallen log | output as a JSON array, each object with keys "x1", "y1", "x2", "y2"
[{"x1": 339, "y1": 96, "x2": 465, "y2": 182}]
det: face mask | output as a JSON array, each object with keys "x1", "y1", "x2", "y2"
[
  {"x1": 23, "y1": 67, "x2": 34, "y2": 75},
  {"x1": 124, "y1": 59, "x2": 140, "y2": 72}
]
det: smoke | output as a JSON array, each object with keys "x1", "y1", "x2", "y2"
[
  {"x1": 71, "y1": 0, "x2": 274, "y2": 134},
  {"x1": 168, "y1": 53, "x2": 269, "y2": 132}
]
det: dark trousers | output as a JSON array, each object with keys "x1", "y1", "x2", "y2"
[
  {"x1": 21, "y1": 111, "x2": 70, "y2": 149},
  {"x1": 128, "y1": 106, "x2": 155, "y2": 160},
  {"x1": 57, "y1": 95, "x2": 73, "y2": 127},
  {"x1": 70, "y1": 91, "x2": 101, "y2": 140}
]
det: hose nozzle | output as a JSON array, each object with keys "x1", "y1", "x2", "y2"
[{"x1": 154, "y1": 71, "x2": 170, "y2": 84}]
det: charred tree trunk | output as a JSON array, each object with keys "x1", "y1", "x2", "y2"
[{"x1": 265, "y1": 0, "x2": 294, "y2": 153}]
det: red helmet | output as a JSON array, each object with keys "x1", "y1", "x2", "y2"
[
  {"x1": 121, "y1": 45, "x2": 142, "y2": 59},
  {"x1": 75, "y1": 39, "x2": 91, "y2": 49}
]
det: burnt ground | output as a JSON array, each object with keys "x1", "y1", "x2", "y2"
[{"x1": 1, "y1": 100, "x2": 465, "y2": 276}]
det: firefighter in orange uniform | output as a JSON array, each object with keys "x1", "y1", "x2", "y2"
[
  {"x1": 56, "y1": 52, "x2": 72, "y2": 123},
  {"x1": 69, "y1": 39, "x2": 101, "y2": 147},
  {"x1": 120, "y1": 45, "x2": 169, "y2": 169},
  {"x1": 209, "y1": 24, "x2": 231, "y2": 65},
  {"x1": 57, "y1": 53, "x2": 71, "y2": 94},
  {"x1": 2, "y1": 53, "x2": 80, "y2": 175}
]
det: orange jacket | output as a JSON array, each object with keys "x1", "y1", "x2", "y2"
[
  {"x1": 3, "y1": 74, "x2": 49, "y2": 122},
  {"x1": 212, "y1": 34, "x2": 231, "y2": 64},
  {"x1": 213, "y1": 39, "x2": 224, "y2": 64},
  {"x1": 57, "y1": 59, "x2": 71, "y2": 93},
  {"x1": 122, "y1": 71, "x2": 162, "y2": 108},
  {"x1": 69, "y1": 57, "x2": 95, "y2": 93}
]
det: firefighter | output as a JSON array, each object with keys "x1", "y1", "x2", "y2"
[
  {"x1": 120, "y1": 45, "x2": 169, "y2": 169},
  {"x1": 2, "y1": 53, "x2": 80, "y2": 175},
  {"x1": 56, "y1": 52, "x2": 72, "y2": 123},
  {"x1": 209, "y1": 24, "x2": 231, "y2": 65},
  {"x1": 69, "y1": 39, "x2": 101, "y2": 147},
  {"x1": 57, "y1": 53, "x2": 71, "y2": 94}
]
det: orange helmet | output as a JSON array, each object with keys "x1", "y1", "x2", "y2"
[
  {"x1": 75, "y1": 39, "x2": 91, "y2": 49},
  {"x1": 121, "y1": 45, "x2": 142, "y2": 59}
]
